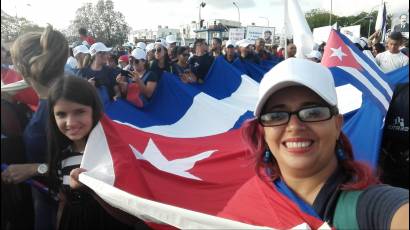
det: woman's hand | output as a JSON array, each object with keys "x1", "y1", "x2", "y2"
[
  {"x1": 1, "y1": 163, "x2": 39, "y2": 184},
  {"x1": 69, "y1": 168, "x2": 87, "y2": 190},
  {"x1": 116, "y1": 74, "x2": 126, "y2": 83}
]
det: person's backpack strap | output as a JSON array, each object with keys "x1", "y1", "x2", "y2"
[{"x1": 333, "y1": 190, "x2": 363, "y2": 230}]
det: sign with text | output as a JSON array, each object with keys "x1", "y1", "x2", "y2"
[
  {"x1": 228, "y1": 28, "x2": 245, "y2": 42},
  {"x1": 245, "y1": 26, "x2": 275, "y2": 44}
]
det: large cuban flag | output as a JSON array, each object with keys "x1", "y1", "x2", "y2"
[
  {"x1": 322, "y1": 30, "x2": 408, "y2": 167},
  {"x1": 79, "y1": 57, "x2": 276, "y2": 229}
]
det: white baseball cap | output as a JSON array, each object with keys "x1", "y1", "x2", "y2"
[
  {"x1": 254, "y1": 58, "x2": 337, "y2": 117},
  {"x1": 306, "y1": 50, "x2": 322, "y2": 60},
  {"x1": 237, "y1": 39, "x2": 254, "y2": 48},
  {"x1": 146, "y1": 43, "x2": 155, "y2": 52},
  {"x1": 225, "y1": 40, "x2": 236, "y2": 48},
  {"x1": 73, "y1": 45, "x2": 90, "y2": 57},
  {"x1": 136, "y1": 42, "x2": 146, "y2": 50},
  {"x1": 154, "y1": 39, "x2": 167, "y2": 48},
  {"x1": 131, "y1": 48, "x2": 146, "y2": 60},
  {"x1": 89, "y1": 42, "x2": 111, "y2": 56},
  {"x1": 166, "y1": 34, "x2": 177, "y2": 44}
]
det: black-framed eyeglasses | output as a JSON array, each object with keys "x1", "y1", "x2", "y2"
[
  {"x1": 182, "y1": 53, "x2": 190, "y2": 57},
  {"x1": 259, "y1": 106, "x2": 339, "y2": 127},
  {"x1": 155, "y1": 48, "x2": 162, "y2": 53}
]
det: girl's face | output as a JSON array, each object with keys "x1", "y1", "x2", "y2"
[{"x1": 53, "y1": 99, "x2": 93, "y2": 143}]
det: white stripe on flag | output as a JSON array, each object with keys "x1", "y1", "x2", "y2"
[
  {"x1": 349, "y1": 47, "x2": 393, "y2": 97},
  {"x1": 82, "y1": 122, "x2": 115, "y2": 186},
  {"x1": 339, "y1": 67, "x2": 389, "y2": 111},
  {"x1": 79, "y1": 173, "x2": 274, "y2": 229},
  {"x1": 115, "y1": 74, "x2": 259, "y2": 138},
  {"x1": 61, "y1": 155, "x2": 82, "y2": 168}
]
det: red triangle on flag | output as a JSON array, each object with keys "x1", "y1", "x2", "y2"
[{"x1": 321, "y1": 30, "x2": 362, "y2": 70}]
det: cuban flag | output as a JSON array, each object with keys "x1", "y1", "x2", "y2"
[
  {"x1": 79, "y1": 57, "x2": 275, "y2": 229},
  {"x1": 322, "y1": 30, "x2": 408, "y2": 167},
  {"x1": 375, "y1": 2, "x2": 387, "y2": 43}
]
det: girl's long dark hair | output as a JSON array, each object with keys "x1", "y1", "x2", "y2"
[{"x1": 47, "y1": 76, "x2": 103, "y2": 192}]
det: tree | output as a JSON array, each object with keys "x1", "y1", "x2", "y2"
[
  {"x1": 66, "y1": 0, "x2": 131, "y2": 46},
  {"x1": 1, "y1": 10, "x2": 44, "y2": 42},
  {"x1": 305, "y1": 9, "x2": 392, "y2": 38}
]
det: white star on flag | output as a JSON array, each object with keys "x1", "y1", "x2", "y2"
[
  {"x1": 129, "y1": 139, "x2": 217, "y2": 180},
  {"x1": 330, "y1": 46, "x2": 347, "y2": 61}
]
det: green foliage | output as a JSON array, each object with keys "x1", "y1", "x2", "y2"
[
  {"x1": 67, "y1": 0, "x2": 131, "y2": 46},
  {"x1": 306, "y1": 8, "x2": 392, "y2": 38},
  {"x1": 1, "y1": 10, "x2": 44, "y2": 42}
]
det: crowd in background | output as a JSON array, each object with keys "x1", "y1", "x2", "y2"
[{"x1": 1, "y1": 25, "x2": 409, "y2": 230}]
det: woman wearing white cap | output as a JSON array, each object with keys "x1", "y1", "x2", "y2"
[
  {"x1": 116, "y1": 48, "x2": 159, "y2": 104},
  {"x1": 71, "y1": 45, "x2": 91, "y2": 75},
  {"x1": 218, "y1": 58, "x2": 409, "y2": 229},
  {"x1": 78, "y1": 42, "x2": 121, "y2": 102}
]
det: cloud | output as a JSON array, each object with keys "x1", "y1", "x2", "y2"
[{"x1": 204, "y1": 0, "x2": 256, "y2": 9}]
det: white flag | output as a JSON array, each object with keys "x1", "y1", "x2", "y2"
[{"x1": 286, "y1": 0, "x2": 315, "y2": 58}]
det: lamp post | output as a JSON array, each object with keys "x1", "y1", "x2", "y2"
[
  {"x1": 233, "y1": 2, "x2": 240, "y2": 25},
  {"x1": 198, "y1": 2, "x2": 206, "y2": 29},
  {"x1": 259, "y1": 16, "x2": 269, "y2": 27},
  {"x1": 329, "y1": 0, "x2": 333, "y2": 25}
]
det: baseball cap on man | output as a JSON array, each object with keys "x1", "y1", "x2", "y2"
[
  {"x1": 89, "y1": 42, "x2": 112, "y2": 56},
  {"x1": 166, "y1": 35, "x2": 177, "y2": 44},
  {"x1": 131, "y1": 48, "x2": 146, "y2": 60},
  {"x1": 225, "y1": 40, "x2": 236, "y2": 48},
  {"x1": 73, "y1": 45, "x2": 90, "y2": 57},
  {"x1": 237, "y1": 39, "x2": 254, "y2": 48},
  {"x1": 254, "y1": 58, "x2": 337, "y2": 117},
  {"x1": 118, "y1": 55, "x2": 129, "y2": 63},
  {"x1": 306, "y1": 50, "x2": 322, "y2": 60}
]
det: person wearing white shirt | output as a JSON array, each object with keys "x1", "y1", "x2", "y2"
[{"x1": 376, "y1": 32, "x2": 409, "y2": 72}]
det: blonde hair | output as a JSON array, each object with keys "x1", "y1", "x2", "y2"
[{"x1": 11, "y1": 25, "x2": 68, "y2": 86}]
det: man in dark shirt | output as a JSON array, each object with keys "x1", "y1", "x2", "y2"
[
  {"x1": 188, "y1": 39, "x2": 214, "y2": 83},
  {"x1": 224, "y1": 40, "x2": 238, "y2": 63},
  {"x1": 255, "y1": 38, "x2": 274, "y2": 61}
]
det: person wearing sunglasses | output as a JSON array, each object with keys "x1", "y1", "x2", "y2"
[
  {"x1": 218, "y1": 58, "x2": 409, "y2": 230},
  {"x1": 116, "y1": 48, "x2": 159, "y2": 105},
  {"x1": 171, "y1": 46, "x2": 197, "y2": 83},
  {"x1": 149, "y1": 43, "x2": 171, "y2": 78}
]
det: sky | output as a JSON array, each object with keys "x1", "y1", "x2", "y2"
[{"x1": 1, "y1": 0, "x2": 409, "y2": 32}]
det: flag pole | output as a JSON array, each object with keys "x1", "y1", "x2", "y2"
[{"x1": 284, "y1": 0, "x2": 288, "y2": 59}]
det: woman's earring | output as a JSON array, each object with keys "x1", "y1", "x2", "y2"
[
  {"x1": 336, "y1": 139, "x2": 346, "y2": 161},
  {"x1": 264, "y1": 148, "x2": 272, "y2": 163}
]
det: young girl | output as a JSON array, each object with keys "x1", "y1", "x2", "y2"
[{"x1": 47, "y1": 77, "x2": 134, "y2": 230}]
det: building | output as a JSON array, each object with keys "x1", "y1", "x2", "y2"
[
  {"x1": 128, "y1": 26, "x2": 181, "y2": 44},
  {"x1": 194, "y1": 19, "x2": 242, "y2": 44}
]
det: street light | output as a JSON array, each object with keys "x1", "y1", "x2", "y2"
[
  {"x1": 233, "y1": 2, "x2": 240, "y2": 25},
  {"x1": 259, "y1": 17, "x2": 269, "y2": 27},
  {"x1": 199, "y1": 2, "x2": 206, "y2": 29}
]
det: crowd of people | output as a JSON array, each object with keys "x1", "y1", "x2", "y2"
[{"x1": 1, "y1": 25, "x2": 409, "y2": 230}]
